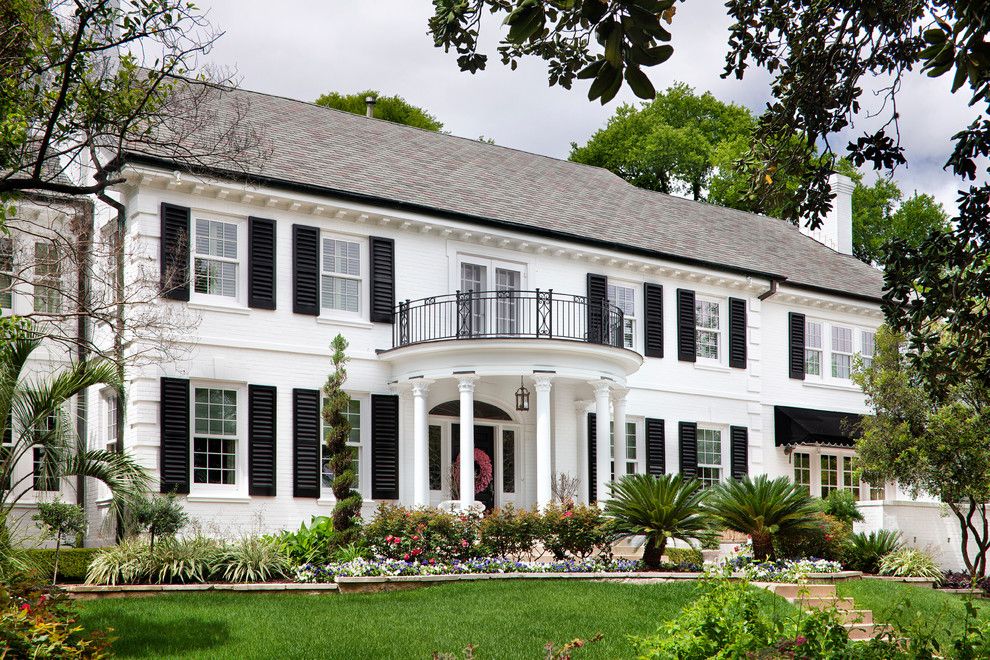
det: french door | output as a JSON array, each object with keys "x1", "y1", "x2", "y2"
[{"x1": 458, "y1": 258, "x2": 524, "y2": 336}]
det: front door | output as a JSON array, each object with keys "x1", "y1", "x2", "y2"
[{"x1": 451, "y1": 424, "x2": 496, "y2": 511}]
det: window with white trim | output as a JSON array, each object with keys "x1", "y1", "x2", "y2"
[
  {"x1": 33, "y1": 447, "x2": 60, "y2": 491},
  {"x1": 193, "y1": 388, "x2": 238, "y2": 485},
  {"x1": 860, "y1": 330, "x2": 876, "y2": 370},
  {"x1": 193, "y1": 219, "x2": 239, "y2": 298},
  {"x1": 842, "y1": 456, "x2": 855, "y2": 494},
  {"x1": 697, "y1": 428, "x2": 723, "y2": 488},
  {"x1": 321, "y1": 237, "x2": 362, "y2": 313},
  {"x1": 0, "y1": 237, "x2": 13, "y2": 310},
  {"x1": 105, "y1": 393, "x2": 118, "y2": 453},
  {"x1": 793, "y1": 452, "x2": 811, "y2": 494},
  {"x1": 831, "y1": 325, "x2": 853, "y2": 379},
  {"x1": 607, "y1": 283, "x2": 636, "y2": 350},
  {"x1": 609, "y1": 421, "x2": 638, "y2": 479},
  {"x1": 867, "y1": 481, "x2": 885, "y2": 501},
  {"x1": 695, "y1": 298, "x2": 721, "y2": 361},
  {"x1": 805, "y1": 320, "x2": 823, "y2": 377},
  {"x1": 33, "y1": 241, "x2": 61, "y2": 313},
  {"x1": 322, "y1": 398, "x2": 362, "y2": 491},
  {"x1": 1, "y1": 413, "x2": 12, "y2": 492},
  {"x1": 820, "y1": 454, "x2": 838, "y2": 497}
]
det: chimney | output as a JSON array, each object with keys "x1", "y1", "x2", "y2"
[
  {"x1": 800, "y1": 173, "x2": 854, "y2": 255},
  {"x1": 365, "y1": 95, "x2": 376, "y2": 118}
]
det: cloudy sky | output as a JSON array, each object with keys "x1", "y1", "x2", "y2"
[{"x1": 196, "y1": 0, "x2": 974, "y2": 213}]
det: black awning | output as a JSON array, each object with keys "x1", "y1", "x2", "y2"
[{"x1": 774, "y1": 406, "x2": 864, "y2": 448}]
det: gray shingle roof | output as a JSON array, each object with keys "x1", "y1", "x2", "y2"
[{"x1": 126, "y1": 82, "x2": 885, "y2": 301}]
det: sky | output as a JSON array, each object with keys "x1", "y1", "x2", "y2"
[{"x1": 194, "y1": 0, "x2": 976, "y2": 214}]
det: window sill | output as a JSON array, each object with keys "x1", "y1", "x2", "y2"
[
  {"x1": 802, "y1": 379, "x2": 860, "y2": 393},
  {"x1": 186, "y1": 493, "x2": 252, "y2": 504},
  {"x1": 694, "y1": 362, "x2": 731, "y2": 374},
  {"x1": 188, "y1": 301, "x2": 251, "y2": 316},
  {"x1": 316, "y1": 316, "x2": 374, "y2": 330}
]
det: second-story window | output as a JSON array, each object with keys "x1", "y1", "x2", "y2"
[
  {"x1": 608, "y1": 283, "x2": 636, "y2": 350},
  {"x1": 0, "y1": 237, "x2": 13, "y2": 310},
  {"x1": 805, "y1": 320, "x2": 823, "y2": 377},
  {"x1": 831, "y1": 325, "x2": 853, "y2": 379},
  {"x1": 695, "y1": 298, "x2": 721, "y2": 361},
  {"x1": 33, "y1": 241, "x2": 61, "y2": 313},
  {"x1": 860, "y1": 330, "x2": 876, "y2": 370},
  {"x1": 322, "y1": 238, "x2": 361, "y2": 313},
  {"x1": 194, "y1": 219, "x2": 239, "y2": 298}
]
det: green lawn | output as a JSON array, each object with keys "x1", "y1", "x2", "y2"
[{"x1": 75, "y1": 580, "x2": 746, "y2": 659}]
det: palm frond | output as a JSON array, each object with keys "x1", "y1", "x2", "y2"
[
  {"x1": 60, "y1": 447, "x2": 151, "y2": 503},
  {"x1": 707, "y1": 475, "x2": 818, "y2": 539}
]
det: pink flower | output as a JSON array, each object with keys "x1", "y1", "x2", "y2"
[
  {"x1": 429, "y1": 558, "x2": 435, "y2": 565},
  {"x1": 412, "y1": 535, "x2": 419, "y2": 541},
  {"x1": 461, "y1": 539, "x2": 469, "y2": 548},
  {"x1": 19, "y1": 603, "x2": 30, "y2": 613},
  {"x1": 562, "y1": 511, "x2": 573, "y2": 519},
  {"x1": 384, "y1": 535, "x2": 393, "y2": 543},
  {"x1": 404, "y1": 553, "x2": 410, "y2": 561}
]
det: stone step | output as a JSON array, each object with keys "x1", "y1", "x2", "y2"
[
  {"x1": 769, "y1": 584, "x2": 836, "y2": 599},
  {"x1": 791, "y1": 596, "x2": 855, "y2": 611},
  {"x1": 845, "y1": 622, "x2": 884, "y2": 641},
  {"x1": 839, "y1": 609, "x2": 873, "y2": 625}
]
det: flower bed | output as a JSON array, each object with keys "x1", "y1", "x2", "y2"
[
  {"x1": 716, "y1": 557, "x2": 844, "y2": 582},
  {"x1": 295, "y1": 557, "x2": 645, "y2": 583}
]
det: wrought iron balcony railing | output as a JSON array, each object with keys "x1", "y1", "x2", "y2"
[{"x1": 391, "y1": 289, "x2": 625, "y2": 349}]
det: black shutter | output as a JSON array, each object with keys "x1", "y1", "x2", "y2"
[
  {"x1": 160, "y1": 203, "x2": 190, "y2": 301},
  {"x1": 643, "y1": 283, "x2": 664, "y2": 358},
  {"x1": 645, "y1": 418, "x2": 665, "y2": 476},
  {"x1": 789, "y1": 312, "x2": 806, "y2": 380},
  {"x1": 586, "y1": 273, "x2": 608, "y2": 344},
  {"x1": 587, "y1": 412, "x2": 597, "y2": 502},
  {"x1": 678, "y1": 422, "x2": 698, "y2": 479},
  {"x1": 677, "y1": 289, "x2": 696, "y2": 362},
  {"x1": 160, "y1": 377, "x2": 190, "y2": 494},
  {"x1": 730, "y1": 425, "x2": 748, "y2": 480},
  {"x1": 292, "y1": 388, "x2": 320, "y2": 498},
  {"x1": 248, "y1": 217, "x2": 277, "y2": 310},
  {"x1": 729, "y1": 297, "x2": 747, "y2": 369},
  {"x1": 369, "y1": 236, "x2": 395, "y2": 323},
  {"x1": 371, "y1": 394, "x2": 400, "y2": 500},
  {"x1": 248, "y1": 385, "x2": 277, "y2": 496},
  {"x1": 292, "y1": 225, "x2": 319, "y2": 315}
]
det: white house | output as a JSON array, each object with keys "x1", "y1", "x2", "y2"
[{"x1": 1, "y1": 81, "x2": 963, "y2": 566}]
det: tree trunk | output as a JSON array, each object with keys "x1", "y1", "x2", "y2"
[
  {"x1": 751, "y1": 530, "x2": 774, "y2": 561},
  {"x1": 642, "y1": 536, "x2": 667, "y2": 569},
  {"x1": 53, "y1": 536, "x2": 61, "y2": 585}
]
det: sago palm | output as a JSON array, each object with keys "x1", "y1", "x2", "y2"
[
  {"x1": 0, "y1": 333, "x2": 150, "y2": 543},
  {"x1": 605, "y1": 474, "x2": 711, "y2": 568},
  {"x1": 707, "y1": 475, "x2": 818, "y2": 561}
]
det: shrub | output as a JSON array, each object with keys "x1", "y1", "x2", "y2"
[
  {"x1": 879, "y1": 547, "x2": 942, "y2": 579},
  {"x1": 606, "y1": 474, "x2": 710, "y2": 568},
  {"x1": 32, "y1": 500, "x2": 87, "y2": 584},
  {"x1": 332, "y1": 542, "x2": 371, "y2": 563},
  {"x1": 86, "y1": 536, "x2": 225, "y2": 585},
  {"x1": 665, "y1": 547, "x2": 704, "y2": 565},
  {"x1": 23, "y1": 548, "x2": 101, "y2": 584},
  {"x1": 478, "y1": 504, "x2": 543, "y2": 560},
  {"x1": 845, "y1": 529, "x2": 903, "y2": 574},
  {"x1": 939, "y1": 570, "x2": 990, "y2": 593},
  {"x1": 542, "y1": 503, "x2": 614, "y2": 561},
  {"x1": 363, "y1": 504, "x2": 481, "y2": 563},
  {"x1": 707, "y1": 475, "x2": 818, "y2": 560},
  {"x1": 817, "y1": 489, "x2": 864, "y2": 526},
  {"x1": 273, "y1": 516, "x2": 336, "y2": 564},
  {"x1": 129, "y1": 493, "x2": 189, "y2": 552},
  {"x1": 86, "y1": 538, "x2": 149, "y2": 585},
  {"x1": 775, "y1": 512, "x2": 849, "y2": 562},
  {"x1": 216, "y1": 537, "x2": 289, "y2": 582},
  {"x1": 0, "y1": 579, "x2": 111, "y2": 658}
]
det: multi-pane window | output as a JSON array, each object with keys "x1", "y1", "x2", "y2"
[
  {"x1": 322, "y1": 399, "x2": 362, "y2": 489},
  {"x1": 609, "y1": 421, "x2": 638, "y2": 479},
  {"x1": 33, "y1": 447, "x2": 59, "y2": 491},
  {"x1": 608, "y1": 284, "x2": 636, "y2": 350},
  {"x1": 831, "y1": 325, "x2": 853, "y2": 379},
  {"x1": 805, "y1": 320, "x2": 823, "y2": 377},
  {"x1": 793, "y1": 452, "x2": 811, "y2": 494},
  {"x1": 105, "y1": 393, "x2": 118, "y2": 453},
  {"x1": 33, "y1": 242, "x2": 61, "y2": 313},
  {"x1": 842, "y1": 456, "x2": 855, "y2": 494},
  {"x1": 695, "y1": 299, "x2": 721, "y2": 360},
  {"x1": 495, "y1": 268, "x2": 521, "y2": 334},
  {"x1": 321, "y1": 238, "x2": 361, "y2": 313},
  {"x1": 460, "y1": 262, "x2": 486, "y2": 332},
  {"x1": 193, "y1": 219, "x2": 239, "y2": 298},
  {"x1": 429, "y1": 425, "x2": 442, "y2": 491},
  {"x1": 1, "y1": 413, "x2": 12, "y2": 491},
  {"x1": 0, "y1": 237, "x2": 13, "y2": 309},
  {"x1": 868, "y1": 482, "x2": 885, "y2": 501},
  {"x1": 502, "y1": 429, "x2": 516, "y2": 493},
  {"x1": 193, "y1": 388, "x2": 238, "y2": 485},
  {"x1": 860, "y1": 331, "x2": 876, "y2": 370},
  {"x1": 697, "y1": 428, "x2": 722, "y2": 488},
  {"x1": 820, "y1": 455, "x2": 838, "y2": 497}
]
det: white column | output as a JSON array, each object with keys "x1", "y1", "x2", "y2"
[
  {"x1": 534, "y1": 375, "x2": 554, "y2": 510},
  {"x1": 411, "y1": 379, "x2": 433, "y2": 507},
  {"x1": 591, "y1": 380, "x2": 611, "y2": 503},
  {"x1": 574, "y1": 400, "x2": 590, "y2": 504},
  {"x1": 612, "y1": 388, "x2": 628, "y2": 484},
  {"x1": 458, "y1": 376, "x2": 477, "y2": 511}
]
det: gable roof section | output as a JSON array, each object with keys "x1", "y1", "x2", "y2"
[{"x1": 123, "y1": 81, "x2": 885, "y2": 302}]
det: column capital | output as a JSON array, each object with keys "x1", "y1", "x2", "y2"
[
  {"x1": 574, "y1": 399, "x2": 592, "y2": 413},
  {"x1": 410, "y1": 379, "x2": 434, "y2": 397},
  {"x1": 532, "y1": 374, "x2": 554, "y2": 392},
  {"x1": 588, "y1": 379, "x2": 612, "y2": 397},
  {"x1": 610, "y1": 386, "x2": 630, "y2": 402},
  {"x1": 456, "y1": 375, "x2": 478, "y2": 393}
]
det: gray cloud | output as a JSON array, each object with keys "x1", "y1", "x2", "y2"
[{"x1": 199, "y1": 0, "x2": 972, "y2": 213}]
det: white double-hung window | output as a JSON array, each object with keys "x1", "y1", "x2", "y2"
[
  {"x1": 804, "y1": 319, "x2": 877, "y2": 382},
  {"x1": 322, "y1": 398, "x2": 363, "y2": 493},
  {"x1": 609, "y1": 421, "x2": 638, "y2": 479},
  {"x1": 805, "y1": 320, "x2": 823, "y2": 376},
  {"x1": 860, "y1": 330, "x2": 876, "y2": 370},
  {"x1": 192, "y1": 387, "x2": 239, "y2": 487},
  {"x1": 321, "y1": 237, "x2": 362, "y2": 313},
  {"x1": 697, "y1": 427, "x2": 723, "y2": 488},
  {"x1": 695, "y1": 298, "x2": 722, "y2": 361},
  {"x1": 33, "y1": 241, "x2": 61, "y2": 313},
  {"x1": 607, "y1": 283, "x2": 636, "y2": 349},
  {"x1": 831, "y1": 325, "x2": 854, "y2": 379},
  {"x1": 193, "y1": 218, "x2": 240, "y2": 299}
]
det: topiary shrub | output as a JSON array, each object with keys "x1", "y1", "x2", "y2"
[
  {"x1": 478, "y1": 504, "x2": 543, "y2": 560},
  {"x1": 775, "y1": 512, "x2": 849, "y2": 562},
  {"x1": 542, "y1": 503, "x2": 615, "y2": 561},
  {"x1": 665, "y1": 547, "x2": 704, "y2": 565},
  {"x1": 23, "y1": 548, "x2": 101, "y2": 584},
  {"x1": 363, "y1": 503, "x2": 481, "y2": 563}
]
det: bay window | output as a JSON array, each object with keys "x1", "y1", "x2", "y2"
[
  {"x1": 820, "y1": 454, "x2": 838, "y2": 497},
  {"x1": 805, "y1": 320, "x2": 823, "y2": 377},
  {"x1": 803, "y1": 319, "x2": 878, "y2": 382},
  {"x1": 793, "y1": 452, "x2": 811, "y2": 494}
]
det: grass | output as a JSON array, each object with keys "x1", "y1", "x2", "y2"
[
  {"x1": 76, "y1": 580, "x2": 783, "y2": 659},
  {"x1": 838, "y1": 579, "x2": 990, "y2": 647}
]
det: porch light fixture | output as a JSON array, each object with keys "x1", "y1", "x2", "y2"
[{"x1": 515, "y1": 377, "x2": 530, "y2": 412}]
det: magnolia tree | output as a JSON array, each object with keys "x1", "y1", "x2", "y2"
[{"x1": 854, "y1": 326, "x2": 990, "y2": 580}]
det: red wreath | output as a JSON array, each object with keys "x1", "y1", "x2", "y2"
[{"x1": 452, "y1": 449, "x2": 494, "y2": 495}]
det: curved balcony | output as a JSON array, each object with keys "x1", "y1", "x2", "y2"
[{"x1": 391, "y1": 289, "x2": 626, "y2": 349}]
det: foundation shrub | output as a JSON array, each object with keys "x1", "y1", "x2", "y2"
[
  {"x1": 774, "y1": 512, "x2": 849, "y2": 562},
  {"x1": 665, "y1": 547, "x2": 704, "y2": 565},
  {"x1": 23, "y1": 549, "x2": 101, "y2": 584},
  {"x1": 542, "y1": 503, "x2": 615, "y2": 560},
  {"x1": 478, "y1": 505, "x2": 544, "y2": 560},
  {"x1": 363, "y1": 504, "x2": 482, "y2": 563}
]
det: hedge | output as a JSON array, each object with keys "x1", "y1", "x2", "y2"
[
  {"x1": 23, "y1": 548, "x2": 102, "y2": 583},
  {"x1": 665, "y1": 547, "x2": 704, "y2": 565}
]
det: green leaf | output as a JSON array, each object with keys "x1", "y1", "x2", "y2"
[
  {"x1": 587, "y1": 63, "x2": 620, "y2": 102},
  {"x1": 576, "y1": 59, "x2": 606, "y2": 80},
  {"x1": 624, "y1": 65, "x2": 656, "y2": 100}
]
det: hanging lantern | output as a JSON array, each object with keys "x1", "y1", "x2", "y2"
[{"x1": 515, "y1": 377, "x2": 530, "y2": 412}]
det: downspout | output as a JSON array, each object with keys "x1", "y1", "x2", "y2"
[
  {"x1": 758, "y1": 278, "x2": 779, "y2": 301},
  {"x1": 74, "y1": 198, "x2": 94, "y2": 518}
]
